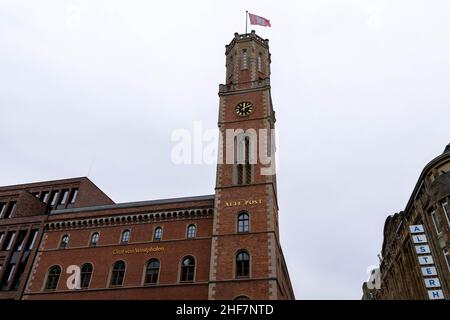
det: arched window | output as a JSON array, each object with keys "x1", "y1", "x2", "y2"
[
  {"x1": 45, "y1": 266, "x2": 61, "y2": 290},
  {"x1": 154, "y1": 227, "x2": 162, "y2": 241},
  {"x1": 110, "y1": 261, "x2": 126, "y2": 287},
  {"x1": 238, "y1": 212, "x2": 249, "y2": 233},
  {"x1": 236, "y1": 251, "x2": 250, "y2": 278},
  {"x1": 80, "y1": 263, "x2": 93, "y2": 289},
  {"x1": 90, "y1": 232, "x2": 99, "y2": 246},
  {"x1": 121, "y1": 230, "x2": 130, "y2": 244},
  {"x1": 187, "y1": 224, "x2": 196, "y2": 239},
  {"x1": 242, "y1": 49, "x2": 248, "y2": 69},
  {"x1": 180, "y1": 256, "x2": 195, "y2": 282},
  {"x1": 234, "y1": 295, "x2": 251, "y2": 300},
  {"x1": 257, "y1": 52, "x2": 263, "y2": 72},
  {"x1": 59, "y1": 234, "x2": 69, "y2": 249},
  {"x1": 145, "y1": 259, "x2": 160, "y2": 285}
]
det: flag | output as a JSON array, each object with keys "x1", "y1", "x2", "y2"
[{"x1": 248, "y1": 12, "x2": 271, "y2": 27}]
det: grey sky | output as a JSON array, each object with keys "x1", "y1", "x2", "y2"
[{"x1": 1, "y1": 0, "x2": 449, "y2": 299}]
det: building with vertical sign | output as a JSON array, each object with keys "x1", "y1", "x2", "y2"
[
  {"x1": 0, "y1": 32, "x2": 295, "y2": 300},
  {"x1": 363, "y1": 144, "x2": 450, "y2": 299}
]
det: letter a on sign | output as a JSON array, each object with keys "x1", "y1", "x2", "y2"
[{"x1": 409, "y1": 225, "x2": 424, "y2": 233}]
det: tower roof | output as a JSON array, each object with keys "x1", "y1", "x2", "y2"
[{"x1": 225, "y1": 30, "x2": 269, "y2": 54}]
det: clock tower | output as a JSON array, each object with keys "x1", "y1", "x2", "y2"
[{"x1": 208, "y1": 31, "x2": 294, "y2": 300}]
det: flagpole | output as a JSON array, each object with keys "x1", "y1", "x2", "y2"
[{"x1": 245, "y1": 10, "x2": 248, "y2": 34}]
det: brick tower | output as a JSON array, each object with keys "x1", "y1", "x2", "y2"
[{"x1": 208, "y1": 31, "x2": 294, "y2": 300}]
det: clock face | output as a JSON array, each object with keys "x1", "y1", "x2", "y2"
[{"x1": 235, "y1": 102, "x2": 253, "y2": 117}]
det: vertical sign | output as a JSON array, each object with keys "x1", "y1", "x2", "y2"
[{"x1": 409, "y1": 224, "x2": 445, "y2": 300}]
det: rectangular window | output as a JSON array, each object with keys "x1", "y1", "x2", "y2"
[
  {"x1": 57, "y1": 190, "x2": 69, "y2": 209},
  {"x1": 430, "y1": 211, "x2": 442, "y2": 234},
  {"x1": 3, "y1": 232, "x2": 16, "y2": 251},
  {"x1": 31, "y1": 192, "x2": 39, "y2": 198},
  {"x1": 26, "y1": 230, "x2": 38, "y2": 250},
  {"x1": 0, "y1": 202, "x2": 6, "y2": 218},
  {"x1": 442, "y1": 202, "x2": 449, "y2": 226},
  {"x1": 242, "y1": 49, "x2": 248, "y2": 69},
  {"x1": 4, "y1": 202, "x2": 16, "y2": 219},
  {"x1": 67, "y1": 188, "x2": 79, "y2": 208},
  {"x1": 0, "y1": 263, "x2": 16, "y2": 290},
  {"x1": 0, "y1": 232, "x2": 4, "y2": 246},
  {"x1": 14, "y1": 231, "x2": 27, "y2": 251},
  {"x1": 444, "y1": 249, "x2": 450, "y2": 272},
  {"x1": 49, "y1": 191, "x2": 59, "y2": 208},
  {"x1": 40, "y1": 191, "x2": 49, "y2": 203}
]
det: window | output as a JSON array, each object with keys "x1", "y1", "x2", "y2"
[
  {"x1": 67, "y1": 189, "x2": 79, "y2": 208},
  {"x1": 49, "y1": 191, "x2": 59, "y2": 208},
  {"x1": 180, "y1": 256, "x2": 195, "y2": 282},
  {"x1": 80, "y1": 263, "x2": 93, "y2": 289},
  {"x1": 444, "y1": 249, "x2": 450, "y2": 272},
  {"x1": 60, "y1": 234, "x2": 69, "y2": 249},
  {"x1": 242, "y1": 49, "x2": 248, "y2": 69},
  {"x1": 0, "y1": 202, "x2": 5, "y2": 218},
  {"x1": 442, "y1": 202, "x2": 449, "y2": 226},
  {"x1": 121, "y1": 230, "x2": 130, "y2": 244},
  {"x1": 0, "y1": 232, "x2": 4, "y2": 246},
  {"x1": 187, "y1": 224, "x2": 196, "y2": 239},
  {"x1": 236, "y1": 251, "x2": 250, "y2": 278},
  {"x1": 110, "y1": 261, "x2": 126, "y2": 287},
  {"x1": 3, "y1": 232, "x2": 16, "y2": 250},
  {"x1": 40, "y1": 191, "x2": 49, "y2": 203},
  {"x1": 90, "y1": 232, "x2": 100, "y2": 246},
  {"x1": 11, "y1": 262, "x2": 26, "y2": 290},
  {"x1": 234, "y1": 295, "x2": 251, "y2": 300},
  {"x1": 238, "y1": 212, "x2": 250, "y2": 233},
  {"x1": 0, "y1": 263, "x2": 16, "y2": 290},
  {"x1": 4, "y1": 202, "x2": 16, "y2": 219},
  {"x1": 235, "y1": 134, "x2": 253, "y2": 185},
  {"x1": 26, "y1": 230, "x2": 38, "y2": 250},
  {"x1": 145, "y1": 259, "x2": 160, "y2": 285},
  {"x1": 257, "y1": 52, "x2": 263, "y2": 72},
  {"x1": 228, "y1": 55, "x2": 234, "y2": 78},
  {"x1": 430, "y1": 211, "x2": 442, "y2": 234},
  {"x1": 154, "y1": 227, "x2": 162, "y2": 241},
  {"x1": 45, "y1": 266, "x2": 61, "y2": 290},
  {"x1": 57, "y1": 190, "x2": 69, "y2": 209},
  {"x1": 14, "y1": 231, "x2": 27, "y2": 251}
]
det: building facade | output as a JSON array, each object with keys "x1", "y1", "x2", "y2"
[
  {"x1": 363, "y1": 144, "x2": 450, "y2": 299},
  {"x1": 0, "y1": 32, "x2": 295, "y2": 300}
]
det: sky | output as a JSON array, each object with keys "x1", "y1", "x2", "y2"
[{"x1": 1, "y1": 0, "x2": 450, "y2": 299}]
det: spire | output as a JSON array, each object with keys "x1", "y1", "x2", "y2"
[{"x1": 444, "y1": 143, "x2": 450, "y2": 154}]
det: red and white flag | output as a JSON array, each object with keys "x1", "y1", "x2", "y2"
[{"x1": 248, "y1": 12, "x2": 271, "y2": 27}]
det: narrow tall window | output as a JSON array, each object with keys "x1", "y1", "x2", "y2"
[
  {"x1": 80, "y1": 263, "x2": 93, "y2": 289},
  {"x1": 0, "y1": 232, "x2": 4, "y2": 246},
  {"x1": 244, "y1": 136, "x2": 252, "y2": 184},
  {"x1": 442, "y1": 202, "x2": 449, "y2": 226},
  {"x1": 67, "y1": 189, "x2": 79, "y2": 208},
  {"x1": 235, "y1": 134, "x2": 253, "y2": 185},
  {"x1": 180, "y1": 256, "x2": 195, "y2": 282},
  {"x1": 121, "y1": 230, "x2": 130, "y2": 244},
  {"x1": 242, "y1": 49, "x2": 248, "y2": 69},
  {"x1": 145, "y1": 259, "x2": 160, "y2": 285},
  {"x1": 430, "y1": 211, "x2": 442, "y2": 234},
  {"x1": 3, "y1": 232, "x2": 16, "y2": 251},
  {"x1": 154, "y1": 227, "x2": 162, "y2": 241},
  {"x1": 444, "y1": 249, "x2": 450, "y2": 272},
  {"x1": 14, "y1": 230, "x2": 27, "y2": 251},
  {"x1": 26, "y1": 230, "x2": 38, "y2": 250},
  {"x1": 90, "y1": 232, "x2": 100, "y2": 247},
  {"x1": 257, "y1": 52, "x2": 263, "y2": 72},
  {"x1": 187, "y1": 224, "x2": 196, "y2": 239},
  {"x1": 49, "y1": 191, "x2": 59, "y2": 209},
  {"x1": 4, "y1": 202, "x2": 16, "y2": 219},
  {"x1": 45, "y1": 266, "x2": 61, "y2": 290},
  {"x1": 1, "y1": 264, "x2": 16, "y2": 289},
  {"x1": 236, "y1": 251, "x2": 250, "y2": 278},
  {"x1": 110, "y1": 261, "x2": 126, "y2": 287},
  {"x1": 238, "y1": 212, "x2": 250, "y2": 233},
  {"x1": 40, "y1": 191, "x2": 49, "y2": 203},
  {"x1": 228, "y1": 55, "x2": 234, "y2": 78},
  {"x1": 57, "y1": 190, "x2": 69, "y2": 209},
  {"x1": 0, "y1": 202, "x2": 6, "y2": 218},
  {"x1": 60, "y1": 235, "x2": 69, "y2": 249}
]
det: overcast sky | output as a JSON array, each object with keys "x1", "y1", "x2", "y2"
[{"x1": 1, "y1": 0, "x2": 450, "y2": 299}]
